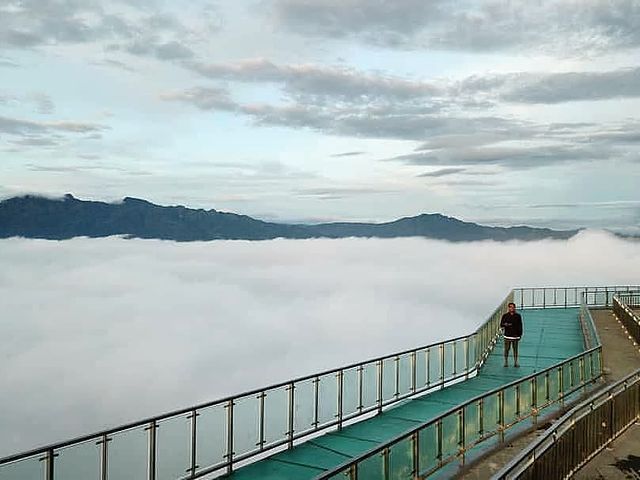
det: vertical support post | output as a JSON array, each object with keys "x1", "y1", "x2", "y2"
[
  {"x1": 531, "y1": 377, "x2": 538, "y2": 424},
  {"x1": 188, "y1": 410, "x2": 199, "y2": 478},
  {"x1": 439, "y1": 343, "x2": 445, "y2": 388},
  {"x1": 426, "y1": 348, "x2": 431, "y2": 389},
  {"x1": 225, "y1": 400, "x2": 234, "y2": 475},
  {"x1": 498, "y1": 390, "x2": 505, "y2": 443},
  {"x1": 382, "y1": 448, "x2": 390, "y2": 480},
  {"x1": 459, "y1": 408, "x2": 466, "y2": 465},
  {"x1": 287, "y1": 382, "x2": 295, "y2": 448},
  {"x1": 478, "y1": 398, "x2": 484, "y2": 439},
  {"x1": 412, "y1": 431, "x2": 420, "y2": 479},
  {"x1": 464, "y1": 338, "x2": 469, "y2": 379},
  {"x1": 357, "y1": 366, "x2": 364, "y2": 413},
  {"x1": 559, "y1": 366, "x2": 565, "y2": 407},
  {"x1": 410, "y1": 351, "x2": 417, "y2": 394},
  {"x1": 42, "y1": 449, "x2": 55, "y2": 480},
  {"x1": 516, "y1": 384, "x2": 521, "y2": 419},
  {"x1": 98, "y1": 435, "x2": 110, "y2": 480},
  {"x1": 337, "y1": 371, "x2": 344, "y2": 430},
  {"x1": 147, "y1": 420, "x2": 157, "y2": 480},
  {"x1": 394, "y1": 356, "x2": 400, "y2": 399},
  {"x1": 436, "y1": 419, "x2": 443, "y2": 467},
  {"x1": 313, "y1": 377, "x2": 320, "y2": 429},
  {"x1": 257, "y1": 392, "x2": 266, "y2": 451},
  {"x1": 377, "y1": 360, "x2": 384, "y2": 413},
  {"x1": 453, "y1": 341, "x2": 458, "y2": 376},
  {"x1": 545, "y1": 371, "x2": 550, "y2": 404}
]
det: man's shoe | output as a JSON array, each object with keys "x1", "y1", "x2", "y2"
[
  {"x1": 514, "y1": 363, "x2": 520, "y2": 368},
  {"x1": 503, "y1": 362, "x2": 508, "y2": 367}
]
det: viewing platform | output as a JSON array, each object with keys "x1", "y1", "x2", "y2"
[{"x1": 1, "y1": 286, "x2": 640, "y2": 480}]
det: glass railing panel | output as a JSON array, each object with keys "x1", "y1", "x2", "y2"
[
  {"x1": 556, "y1": 288, "x2": 567, "y2": 307},
  {"x1": 293, "y1": 379, "x2": 315, "y2": 435},
  {"x1": 503, "y1": 386, "x2": 518, "y2": 426},
  {"x1": 415, "y1": 349, "x2": 427, "y2": 389},
  {"x1": 428, "y1": 347, "x2": 442, "y2": 385},
  {"x1": 483, "y1": 392, "x2": 500, "y2": 435},
  {"x1": 444, "y1": 343, "x2": 455, "y2": 378},
  {"x1": 566, "y1": 288, "x2": 578, "y2": 306},
  {"x1": 536, "y1": 372, "x2": 548, "y2": 408},
  {"x1": 0, "y1": 456, "x2": 43, "y2": 480},
  {"x1": 342, "y1": 367, "x2": 360, "y2": 419},
  {"x1": 382, "y1": 358, "x2": 397, "y2": 402},
  {"x1": 518, "y1": 381, "x2": 533, "y2": 419},
  {"x1": 594, "y1": 351, "x2": 602, "y2": 378},
  {"x1": 264, "y1": 386, "x2": 288, "y2": 447},
  {"x1": 548, "y1": 369, "x2": 561, "y2": 402},
  {"x1": 455, "y1": 339, "x2": 467, "y2": 375},
  {"x1": 361, "y1": 362, "x2": 378, "y2": 410},
  {"x1": 543, "y1": 288, "x2": 555, "y2": 307},
  {"x1": 418, "y1": 423, "x2": 438, "y2": 475},
  {"x1": 388, "y1": 437, "x2": 413, "y2": 480},
  {"x1": 584, "y1": 354, "x2": 593, "y2": 382},
  {"x1": 467, "y1": 336, "x2": 477, "y2": 369},
  {"x1": 317, "y1": 373, "x2": 338, "y2": 426},
  {"x1": 441, "y1": 413, "x2": 459, "y2": 461},
  {"x1": 195, "y1": 403, "x2": 227, "y2": 472},
  {"x1": 562, "y1": 363, "x2": 574, "y2": 394},
  {"x1": 54, "y1": 440, "x2": 100, "y2": 480},
  {"x1": 232, "y1": 395, "x2": 260, "y2": 458},
  {"x1": 521, "y1": 289, "x2": 534, "y2": 308},
  {"x1": 533, "y1": 289, "x2": 544, "y2": 307},
  {"x1": 157, "y1": 414, "x2": 190, "y2": 480},
  {"x1": 398, "y1": 354, "x2": 413, "y2": 397},
  {"x1": 108, "y1": 425, "x2": 148, "y2": 480},
  {"x1": 325, "y1": 470, "x2": 350, "y2": 480},
  {"x1": 357, "y1": 451, "x2": 384, "y2": 478},
  {"x1": 464, "y1": 401, "x2": 481, "y2": 446}
]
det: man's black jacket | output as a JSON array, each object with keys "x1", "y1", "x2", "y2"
[{"x1": 500, "y1": 312, "x2": 523, "y2": 339}]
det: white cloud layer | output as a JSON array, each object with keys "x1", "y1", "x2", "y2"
[{"x1": 1, "y1": 232, "x2": 639, "y2": 457}]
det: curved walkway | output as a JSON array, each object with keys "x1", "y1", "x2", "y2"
[{"x1": 226, "y1": 308, "x2": 586, "y2": 480}]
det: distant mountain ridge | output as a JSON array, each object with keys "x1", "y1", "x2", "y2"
[{"x1": 0, "y1": 194, "x2": 580, "y2": 242}]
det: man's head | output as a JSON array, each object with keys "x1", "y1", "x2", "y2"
[{"x1": 508, "y1": 302, "x2": 516, "y2": 313}]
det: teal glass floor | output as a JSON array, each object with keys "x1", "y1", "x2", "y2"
[{"x1": 224, "y1": 308, "x2": 585, "y2": 480}]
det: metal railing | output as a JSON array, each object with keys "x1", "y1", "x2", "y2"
[
  {"x1": 513, "y1": 286, "x2": 640, "y2": 310},
  {"x1": 494, "y1": 293, "x2": 640, "y2": 480},
  {"x1": 2, "y1": 286, "x2": 637, "y2": 480},
  {"x1": 315, "y1": 347, "x2": 602, "y2": 480},
  {"x1": 613, "y1": 293, "x2": 640, "y2": 342},
  {"x1": 0, "y1": 294, "x2": 514, "y2": 480},
  {"x1": 313, "y1": 286, "x2": 640, "y2": 479}
]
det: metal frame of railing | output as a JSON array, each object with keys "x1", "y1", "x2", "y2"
[
  {"x1": 313, "y1": 291, "x2": 608, "y2": 480},
  {"x1": 0, "y1": 294, "x2": 514, "y2": 480},
  {"x1": 495, "y1": 293, "x2": 640, "y2": 480},
  {"x1": 1, "y1": 286, "x2": 638, "y2": 480}
]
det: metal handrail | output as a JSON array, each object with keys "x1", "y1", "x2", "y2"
[
  {"x1": 494, "y1": 293, "x2": 640, "y2": 479},
  {"x1": 315, "y1": 346, "x2": 603, "y2": 479},
  {"x1": 0, "y1": 293, "x2": 513, "y2": 476},
  {"x1": 494, "y1": 369, "x2": 640, "y2": 480},
  {"x1": 1, "y1": 285, "x2": 637, "y2": 479}
]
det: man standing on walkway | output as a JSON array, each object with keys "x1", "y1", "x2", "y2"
[{"x1": 501, "y1": 302, "x2": 523, "y2": 367}]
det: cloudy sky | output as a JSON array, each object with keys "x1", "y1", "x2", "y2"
[
  {"x1": 1, "y1": 0, "x2": 640, "y2": 229},
  {"x1": 1, "y1": 232, "x2": 639, "y2": 458}
]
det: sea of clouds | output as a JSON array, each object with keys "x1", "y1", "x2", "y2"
[{"x1": 0, "y1": 230, "x2": 639, "y2": 456}]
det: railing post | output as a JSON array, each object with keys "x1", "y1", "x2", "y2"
[
  {"x1": 464, "y1": 338, "x2": 469, "y2": 379},
  {"x1": 411, "y1": 351, "x2": 417, "y2": 394},
  {"x1": 439, "y1": 343, "x2": 445, "y2": 388},
  {"x1": 337, "y1": 371, "x2": 344, "y2": 430},
  {"x1": 146, "y1": 420, "x2": 157, "y2": 480},
  {"x1": 459, "y1": 408, "x2": 466, "y2": 465},
  {"x1": 288, "y1": 382, "x2": 295, "y2": 447},
  {"x1": 225, "y1": 400, "x2": 234, "y2": 474},
  {"x1": 478, "y1": 398, "x2": 484, "y2": 439},
  {"x1": 394, "y1": 356, "x2": 400, "y2": 399},
  {"x1": 426, "y1": 348, "x2": 431, "y2": 389},
  {"x1": 377, "y1": 360, "x2": 383, "y2": 413},
  {"x1": 357, "y1": 366, "x2": 364, "y2": 414},
  {"x1": 453, "y1": 341, "x2": 458, "y2": 376},
  {"x1": 187, "y1": 410, "x2": 199, "y2": 478},
  {"x1": 559, "y1": 367, "x2": 565, "y2": 407},
  {"x1": 257, "y1": 392, "x2": 266, "y2": 451},
  {"x1": 498, "y1": 390, "x2": 505, "y2": 443},
  {"x1": 41, "y1": 448, "x2": 55, "y2": 480},
  {"x1": 436, "y1": 419, "x2": 443, "y2": 467},
  {"x1": 311, "y1": 377, "x2": 320, "y2": 429},
  {"x1": 531, "y1": 377, "x2": 538, "y2": 424},
  {"x1": 412, "y1": 431, "x2": 420, "y2": 479},
  {"x1": 98, "y1": 434, "x2": 110, "y2": 480}
]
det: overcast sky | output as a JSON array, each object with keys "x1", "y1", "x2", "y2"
[
  {"x1": 1, "y1": 232, "x2": 639, "y2": 458},
  {"x1": 1, "y1": 0, "x2": 639, "y2": 228}
]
